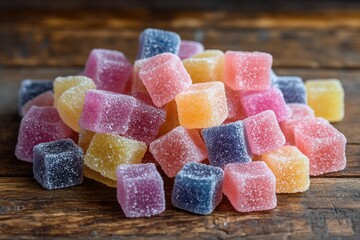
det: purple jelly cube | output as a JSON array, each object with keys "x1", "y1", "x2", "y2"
[
  {"x1": 33, "y1": 139, "x2": 83, "y2": 190},
  {"x1": 273, "y1": 76, "x2": 306, "y2": 104},
  {"x1": 244, "y1": 110, "x2": 285, "y2": 155},
  {"x1": 18, "y1": 79, "x2": 53, "y2": 115},
  {"x1": 15, "y1": 106, "x2": 74, "y2": 162},
  {"x1": 79, "y1": 90, "x2": 137, "y2": 134},
  {"x1": 241, "y1": 87, "x2": 291, "y2": 122},
  {"x1": 123, "y1": 99, "x2": 166, "y2": 144},
  {"x1": 83, "y1": 49, "x2": 133, "y2": 93},
  {"x1": 116, "y1": 163, "x2": 165, "y2": 218},
  {"x1": 178, "y1": 40, "x2": 204, "y2": 60},
  {"x1": 201, "y1": 121, "x2": 252, "y2": 168},
  {"x1": 137, "y1": 28, "x2": 181, "y2": 59},
  {"x1": 171, "y1": 162, "x2": 224, "y2": 215}
]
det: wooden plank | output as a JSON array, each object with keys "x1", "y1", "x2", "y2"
[
  {"x1": 0, "y1": 177, "x2": 359, "y2": 239},
  {"x1": 1, "y1": 10, "x2": 360, "y2": 67}
]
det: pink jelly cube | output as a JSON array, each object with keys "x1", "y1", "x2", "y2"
[
  {"x1": 149, "y1": 126, "x2": 207, "y2": 178},
  {"x1": 294, "y1": 117, "x2": 346, "y2": 176},
  {"x1": 139, "y1": 53, "x2": 192, "y2": 107},
  {"x1": 224, "y1": 51, "x2": 272, "y2": 91},
  {"x1": 123, "y1": 99, "x2": 166, "y2": 144},
  {"x1": 280, "y1": 104, "x2": 315, "y2": 145},
  {"x1": 21, "y1": 91, "x2": 54, "y2": 117},
  {"x1": 84, "y1": 49, "x2": 133, "y2": 93},
  {"x1": 79, "y1": 90, "x2": 137, "y2": 134},
  {"x1": 15, "y1": 106, "x2": 73, "y2": 162},
  {"x1": 244, "y1": 110, "x2": 285, "y2": 155},
  {"x1": 241, "y1": 87, "x2": 291, "y2": 122},
  {"x1": 178, "y1": 40, "x2": 204, "y2": 60},
  {"x1": 224, "y1": 86, "x2": 246, "y2": 123},
  {"x1": 223, "y1": 162, "x2": 277, "y2": 212},
  {"x1": 116, "y1": 163, "x2": 165, "y2": 218}
]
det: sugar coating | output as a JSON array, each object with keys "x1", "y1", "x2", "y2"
[
  {"x1": 171, "y1": 162, "x2": 224, "y2": 215},
  {"x1": 224, "y1": 86, "x2": 246, "y2": 123},
  {"x1": 182, "y1": 50, "x2": 224, "y2": 83},
  {"x1": 273, "y1": 76, "x2": 306, "y2": 104},
  {"x1": 280, "y1": 104, "x2": 315, "y2": 145},
  {"x1": 123, "y1": 99, "x2": 166, "y2": 144},
  {"x1": 18, "y1": 79, "x2": 53, "y2": 111},
  {"x1": 305, "y1": 79, "x2": 345, "y2": 122},
  {"x1": 157, "y1": 100, "x2": 180, "y2": 136},
  {"x1": 15, "y1": 106, "x2": 73, "y2": 162},
  {"x1": 21, "y1": 91, "x2": 54, "y2": 117},
  {"x1": 175, "y1": 81, "x2": 228, "y2": 129},
  {"x1": 78, "y1": 129, "x2": 95, "y2": 153},
  {"x1": 294, "y1": 117, "x2": 346, "y2": 176},
  {"x1": 85, "y1": 133, "x2": 147, "y2": 180},
  {"x1": 131, "y1": 58, "x2": 149, "y2": 95},
  {"x1": 223, "y1": 162, "x2": 277, "y2": 212},
  {"x1": 262, "y1": 146, "x2": 310, "y2": 193},
  {"x1": 243, "y1": 110, "x2": 285, "y2": 155},
  {"x1": 202, "y1": 121, "x2": 252, "y2": 168},
  {"x1": 224, "y1": 51, "x2": 272, "y2": 91},
  {"x1": 79, "y1": 90, "x2": 137, "y2": 134},
  {"x1": 83, "y1": 49, "x2": 132, "y2": 93},
  {"x1": 178, "y1": 40, "x2": 204, "y2": 60},
  {"x1": 54, "y1": 76, "x2": 96, "y2": 132},
  {"x1": 33, "y1": 139, "x2": 83, "y2": 190},
  {"x1": 83, "y1": 165, "x2": 117, "y2": 188},
  {"x1": 139, "y1": 53, "x2": 192, "y2": 107},
  {"x1": 137, "y1": 28, "x2": 181, "y2": 59},
  {"x1": 117, "y1": 163, "x2": 165, "y2": 218},
  {"x1": 241, "y1": 87, "x2": 291, "y2": 122},
  {"x1": 149, "y1": 126, "x2": 207, "y2": 178}
]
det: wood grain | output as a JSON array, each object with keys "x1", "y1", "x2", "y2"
[
  {"x1": 0, "y1": 177, "x2": 359, "y2": 239},
  {"x1": 2, "y1": 9, "x2": 360, "y2": 68}
]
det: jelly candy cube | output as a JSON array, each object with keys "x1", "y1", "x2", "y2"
[
  {"x1": 224, "y1": 86, "x2": 246, "y2": 122},
  {"x1": 262, "y1": 146, "x2": 310, "y2": 193},
  {"x1": 178, "y1": 40, "x2": 204, "y2": 60},
  {"x1": 223, "y1": 162, "x2": 277, "y2": 212},
  {"x1": 21, "y1": 91, "x2": 54, "y2": 117},
  {"x1": 157, "y1": 100, "x2": 180, "y2": 136},
  {"x1": 117, "y1": 163, "x2": 165, "y2": 218},
  {"x1": 83, "y1": 165, "x2": 117, "y2": 188},
  {"x1": 175, "y1": 81, "x2": 228, "y2": 129},
  {"x1": 172, "y1": 162, "x2": 224, "y2": 215},
  {"x1": 273, "y1": 76, "x2": 306, "y2": 104},
  {"x1": 33, "y1": 139, "x2": 83, "y2": 190}
]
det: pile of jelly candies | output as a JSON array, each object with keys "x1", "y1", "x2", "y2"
[{"x1": 16, "y1": 28, "x2": 346, "y2": 217}]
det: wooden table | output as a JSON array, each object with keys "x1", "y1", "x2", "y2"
[{"x1": 1, "y1": 2, "x2": 359, "y2": 239}]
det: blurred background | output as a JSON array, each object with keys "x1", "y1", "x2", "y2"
[{"x1": 1, "y1": 0, "x2": 360, "y2": 68}]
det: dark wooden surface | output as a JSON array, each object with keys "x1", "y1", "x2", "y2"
[{"x1": 0, "y1": 2, "x2": 360, "y2": 239}]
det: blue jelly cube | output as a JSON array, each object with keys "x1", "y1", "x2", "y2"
[
  {"x1": 171, "y1": 162, "x2": 224, "y2": 215},
  {"x1": 270, "y1": 69, "x2": 277, "y2": 84},
  {"x1": 137, "y1": 28, "x2": 181, "y2": 59},
  {"x1": 201, "y1": 121, "x2": 252, "y2": 168},
  {"x1": 33, "y1": 139, "x2": 84, "y2": 190},
  {"x1": 18, "y1": 79, "x2": 53, "y2": 111},
  {"x1": 273, "y1": 76, "x2": 306, "y2": 104}
]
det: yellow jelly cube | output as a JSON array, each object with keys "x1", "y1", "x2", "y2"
[
  {"x1": 262, "y1": 146, "x2": 310, "y2": 193},
  {"x1": 83, "y1": 166, "x2": 117, "y2": 188},
  {"x1": 183, "y1": 50, "x2": 224, "y2": 83},
  {"x1": 175, "y1": 81, "x2": 228, "y2": 129},
  {"x1": 78, "y1": 130, "x2": 95, "y2": 153},
  {"x1": 305, "y1": 79, "x2": 344, "y2": 122},
  {"x1": 157, "y1": 100, "x2": 179, "y2": 136},
  {"x1": 54, "y1": 76, "x2": 96, "y2": 132},
  {"x1": 84, "y1": 133, "x2": 147, "y2": 180}
]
